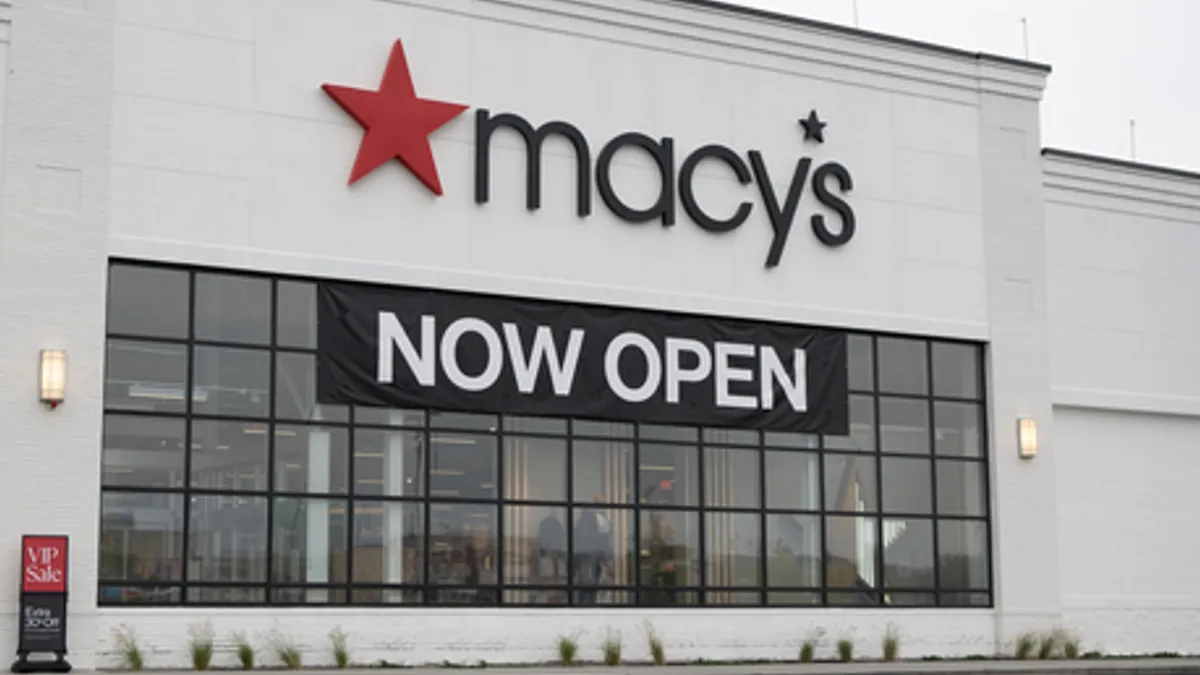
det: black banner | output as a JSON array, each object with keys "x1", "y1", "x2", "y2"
[{"x1": 316, "y1": 282, "x2": 848, "y2": 434}]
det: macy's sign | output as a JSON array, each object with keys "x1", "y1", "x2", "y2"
[{"x1": 322, "y1": 40, "x2": 857, "y2": 269}]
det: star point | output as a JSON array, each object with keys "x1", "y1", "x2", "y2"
[
  {"x1": 322, "y1": 40, "x2": 467, "y2": 193},
  {"x1": 800, "y1": 109, "x2": 827, "y2": 143}
]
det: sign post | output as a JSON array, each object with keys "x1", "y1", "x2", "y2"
[{"x1": 12, "y1": 535, "x2": 71, "y2": 673}]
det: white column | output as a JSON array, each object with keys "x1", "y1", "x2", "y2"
[
  {"x1": 306, "y1": 427, "x2": 331, "y2": 602},
  {"x1": 383, "y1": 412, "x2": 408, "y2": 601}
]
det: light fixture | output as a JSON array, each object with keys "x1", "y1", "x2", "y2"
[
  {"x1": 1017, "y1": 417, "x2": 1038, "y2": 459},
  {"x1": 39, "y1": 349, "x2": 67, "y2": 409}
]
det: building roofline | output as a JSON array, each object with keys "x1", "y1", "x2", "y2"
[
  {"x1": 1042, "y1": 147, "x2": 1200, "y2": 182},
  {"x1": 670, "y1": 0, "x2": 1053, "y2": 74}
]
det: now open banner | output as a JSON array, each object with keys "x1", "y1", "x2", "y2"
[{"x1": 315, "y1": 282, "x2": 849, "y2": 434}]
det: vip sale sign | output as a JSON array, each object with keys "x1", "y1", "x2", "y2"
[{"x1": 13, "y1": 534, "x2": 71, "y2": 673}]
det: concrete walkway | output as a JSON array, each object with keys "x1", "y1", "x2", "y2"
[{"x1": 123, "y1": 660, "x2": 1200, "y2": 675}]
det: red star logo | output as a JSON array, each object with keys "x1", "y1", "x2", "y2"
[{"x1": 322, "y1": 40, "x2": 467, "y2": 194}]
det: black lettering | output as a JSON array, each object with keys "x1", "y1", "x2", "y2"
[
  {"x1": 748, "y1": 151, "x2": 812, "y2": 268},
  {"x1": 596, "y1": 132, "x2": 676, "y2": 226},
  {"x1": 811, "y1": 162, "x2": 856, "y2": 246},
  {"x1": 679, "y1": 145, "x2": 753, "y2": 233},
  {"x1": 474, "y1": 109, "x2": 591, "y2": 217}
]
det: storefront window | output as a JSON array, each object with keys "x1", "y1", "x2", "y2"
[{"x1": 98, "y1": 261, "x2": 993, "y2": 608}]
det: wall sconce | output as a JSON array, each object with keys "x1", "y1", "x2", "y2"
[
  {"x1": 39, "y1": 349, "x2": 66, "y2": 409},
  {"x1": 1017, "y1": 417, "x2": 1037, "y2": 459}
]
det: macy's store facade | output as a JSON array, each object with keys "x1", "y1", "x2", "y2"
[{"x1": 2, "y1": 0, "x2": 1199, "y2": 669}]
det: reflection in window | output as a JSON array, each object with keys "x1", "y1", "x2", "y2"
[
  {"x1": 102, "y1": 415, "x2": 185, "y2": 489},
  {"x1": 639, "y1": 510, "x2": 699, "y2": 602},
  {"x1": 276, "y1": 353, "x2": 349, "y2": 422},
  {"x1": 573, "y1": 440, "x2": 633, "y2": 504},
  {"x1": 639, "y1": 444, "x2": 698, "y2": 507},
  {"x1": 882, "y1": 518, "x2": 934, "y2": 588},
  {"x1": 705, "y1": 512, "x2": 760, "y2": 589},
  {"x1": 187, "y1": 495, "x2": 268, "y2": 583},
  {"x1": 938, "y1": 520, "x2": 990, "y2": 590},
  {"x1": 824, "y1": 454, "x2": 877, "y2": 512},
  {"x1": 194, "y1": 272, "x2": 270, "y2": 345},
  {"x1": 429, "y1": 503, "x2": 497, "y2": 604},
  {"x1": 430, "y1": 433, "x2": 497, "y2": 500},
  {"x1": 572, "y1": 506, "x2": 634, "y2": 601},
  {"x1": 105, "y1": 340, "x2": 188, "y2": 414},
  {"x1": 354, "y1": 429, "x2": 424, "y2": 497},
  {"x1": 936, "y1": 461, "x2": 987, "y2": 517},
  {"x1": 504, "y1": 437, "x2": 566, "y2": 502},
  {"x1": 824, "y1": 395, "x2": 875, "y2": 451},
  {"x1": 932, "y1": 342, "x2": 980, "y2": 399},
  {"x1": 274, "y1": 425, "x2": 349, "y2": 494},
  {"x1": 825, "y1": 515, "x2": 877, "y2": 603},
  {"x1": 934, "y1": 402, "x2": 983, "y2": 457},
  {"x1": 190, "y1": 420, "x2": 268, "y2": 491},
  {"x1": 704, "y1": 447, "x2": 759, "y2": 509},
  {"x1": 879, "y1": 397, "x2": 930, "y2": 454},
  {"x1": 766, "y1": 514, "x2": 821, "y2": 587},
  {"x1": 272, "y1": 498, "x2": 348, "y2": 599},
  {"x1": 881, "y1": 457, "x2": 932, "y2": 514},
  {"x1": 107, "y1": 265, "x2": 188, "y2": 338},
  {"x1": 848, "y1": 334, "x2": 874, "y2": 391},
  {"x1": 192, "y1": 346, "x2": 270, "y2": 418},
  {"x1": 877, "y1": 337, "x2": 928, "y2": 395},
  {"x1": 99, "y1": 492, "x2": 184, "y2": 582},
  {"x1": 504, "y1": 505, "x2": 568, "y2": 602},
  {"x1": 352, "y1": 501, "x2": 423, "y2": 589},
  {"x1": 765, "y1": 451, "x2": 819, "y2": 511},
  {"x1": 276, "y1": 280, "x2": 317, "y2": 349}
]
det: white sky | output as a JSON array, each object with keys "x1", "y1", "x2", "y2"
[{"x1": 731, "y1": 0, "x2": 1200, "y2": 173}]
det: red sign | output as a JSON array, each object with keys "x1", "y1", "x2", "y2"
[{"x1": 22, "y1": 535, "x2": 68, "y2": 593}]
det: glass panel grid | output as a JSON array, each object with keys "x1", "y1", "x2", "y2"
[{"x1": 98, "y1": 263, "x2": 993, "y2": 608}]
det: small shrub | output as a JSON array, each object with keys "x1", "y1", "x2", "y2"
[
  {"x1": 1062, "y1": 633, "x2": 1081, "y2": 660},
  {"x1": 1082, "y1": 651, "x2": 1103, "y2": 660},
  {"x1": 556, "y1": 634, "x2": 579, "y2": 666},
  {"x1": 1015, "y1": 632, "x2": 1037, "y2": 660},
  {"x1": 799, "y1": 641, "x2": 815, "y2": 663},
  {"x1": 331, "y1": 626, "x2": 350, "y2": 669},
  {"x1": 113, "y1": 624, "x2": 145, "y2": 671},
  {"x1": 836, "y1": 637, "x2": 854, "y2": 663},
  {"x1": 882, "y1": 623, "x2": 900, "y2": 662},
  {"x1": 645, "y1": 622, "x2": 666, "y2": 666},
  {"x1": 188, "y1": 621, "x2": 215, "y2": 671},
  {"x1": 233, "y1": 631, "x2": 255, "y2": 670},
  {"x1": 601, "y1": 629, "x2": 622, "y2": 667},
  {"x1": 270, "y1": 631, "x2": 302, "y2": 670},
  {"x1": 1038, "y1": 631, "x2": 1059, "y2": 660}
]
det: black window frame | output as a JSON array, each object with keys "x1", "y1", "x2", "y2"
[{"x1": 98, "y1": 259, "x2": 993, "y2": 609}]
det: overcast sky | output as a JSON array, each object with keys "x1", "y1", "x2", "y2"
[{"x1": 731, "y1": 0, "x2": 1199, "y2": 173}]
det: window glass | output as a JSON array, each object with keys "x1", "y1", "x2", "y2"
[
  {"x1": 938, "y1": 520, "x2": 990, "y2": 589},
  {"x1": 572, "y1": 506, "x2": 634, "y2": 591},
  {"x1": 767, "y1": 591, "x2": 820, "y2": 605},
  {"x1": 705, "y1": 512, "x2": 760, "y2": 587},
  {"x1": 706, "y1": 591, "x2": 760, "y2": 605},
  {"x1": 504, "y1": 416, "x2": 567, "y2": 435},
  {"x1": 187, "y1": 495, "x2": 268, "y2": 583},
  {"x1": 941, "y1": 591, "x2": 989, "y2": 607},
  {"x1": 573, "y1": 440, "x2": 633, "y2": 505},
  {"x1": 882, "y1": 518, "x2": 934, "y2": 588},
  {"x1": 639, "y1": 424, "x2": 698, "y2": 442},
  {"x1": 99, "y1": 492, "x2": 184, "y2": 582},
  {"x1": 881, "y1": 457, "x2": 932, "y2": 514},
  {"x1": 504, "y1": 437, "x2": 566, "y2": 502},
  {"x1": 430, "y1": 411, "x2": 496, "y2": 431},
  {"x1": 573, "y1": 419, "x2": 634, "y2": 438},
  {"x1": 848, "y1": 334, "x2": 874, "y2": 391},
  {"x1": 823, "y1": 454, "x2": 877, "y2": 512},
  {"x1": 102, "y1": 415, "x2": 185, "y2": 489},
  {"x1": 193, "y1": 346, "x2": 270, "y2": 418},
  {"x1": 272, "y1": 588, "x2": 348, "y2": 605},
  {"x1": 428, "y1": 503, "x2": 498, "y2": 600},
  {"x1": 276, "y1": 353, "x2": 349, "y2": 422},
  {"x1": 639, "y1": 443, "x2": 698, "y2": 507},
  {"x1": 934, "y1": 403, "x2": 983, "y2": 458},
  {"x1": 355, "y1": 407, "x2": 425, "y2": 428},
  {"x1": 639, "y1": 510, "x2": 700, "y2": 591},
  {"x1": 879, "y1": 397, "x2": 930, "y2": 454},
  {"x1": 766, "y1": 514, "x2": 821, "y2": 587},
  {"x1": 276, "y1": 280, "x2": 317, "y2": 349},
  {"x1": 188, "y1": 587, "x2": 265, "y2": 604},
  {"x1": 504, "y1": 505, "x2": 568, "y2": 594},
  {"x1": 430, "y1": 433, "x2": 497, "y2": 500},
  {"x1": 274, "y1": 425, "x2": 349, "y2": 495},
  {"x1": 272, "y1": 497, "x2": 348, "y2": 586},
  {"x1": 107, "y1": 265, "x2": 189, "y2": 338},
  {"x1": 105, "y1": 340, "x2": 188, "y2": 414},
  {"x1": 354, "y1": 429, "x2": 424, "y2": 497},
  {"x1": 823, "y1": 395, "x2": 875, "y2": 451},
  {"x1": 877, "y1": 337, "x2": 928, "y2": 395},
  {"x1": 825, "y1": 515, "x2": 877, "y2": 592},
  {"x1": 763, "y1": 431, "x2": 819, "y2": 449},
  {"x1": 704, "y1": 447, "x2": 759, "y2": 509},
  {"x1": 351, "y1": 501, "x2": 424, "y2": 585},
  {"x1": 703, "y1": 428, "x2": 758, "y2": 446},
  {"x1": 190, "y1": 420, "x2": 269, "y2": 492},
  {"x1": 936, "y1": 461, "x2": 987, "y2": 517},
  {"x1": 194, "y1": 273, "x2": 270, "y2": 345},
  {"x1": 932, "y1": 342, "x2": 980, "y2": 399},
  {"x1": 764, "y1": 451, "x2": 819, "y2": 511}
]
